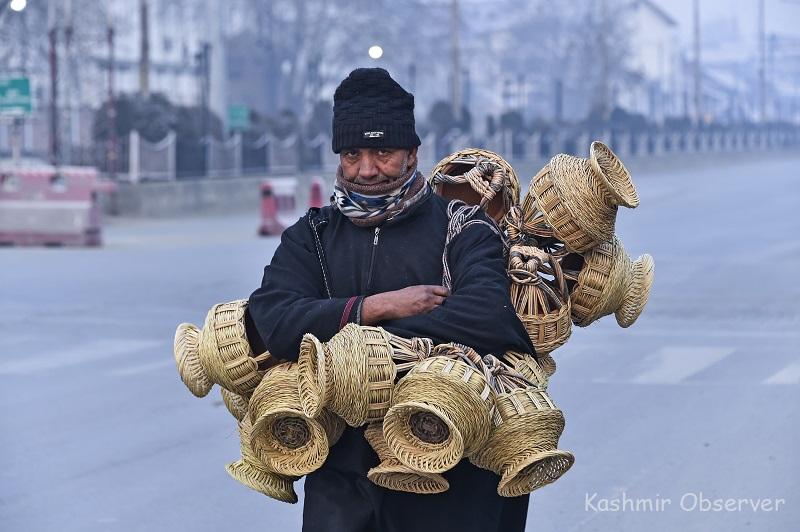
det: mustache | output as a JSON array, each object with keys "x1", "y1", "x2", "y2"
[{"x1": 345, "y1": 154, "x2": 410, "y2": 184}]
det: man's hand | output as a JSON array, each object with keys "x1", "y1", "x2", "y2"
[{"x1": 361, "y1": 285, "x2": 450, "y2": 325}]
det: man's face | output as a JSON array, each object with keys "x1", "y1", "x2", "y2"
[{"x1": 340, "y1": 147, "x2": 418, "y2": 186}]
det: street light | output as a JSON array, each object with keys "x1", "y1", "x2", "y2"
[
  {"x1": 9, "y1": 0, "x2": 27, "y2": 12},
  {"x1": 368, "y1": 45, "x2": 383, "y2": 60}
]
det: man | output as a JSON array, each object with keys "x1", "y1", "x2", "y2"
[{"x1": 246, "y1": 68, "x2": 535, "y2": 532}]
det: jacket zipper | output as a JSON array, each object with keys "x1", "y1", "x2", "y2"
[
  {"x1": 308, "y1": 215, "x2": 332, "y2": 298},
  {"x1": 364, "y1": 227, "x2": 381, "y2": 293}
]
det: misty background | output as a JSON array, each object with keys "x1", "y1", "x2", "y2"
[{"x1": 1, "y1": 0, "x2": 799, "y2": 179}]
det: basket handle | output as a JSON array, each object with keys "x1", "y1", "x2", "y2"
[
  {"x1": 508, "y1": 245, "x2": 568, "y2": 310},
  {"x1": 483, "y1": 354, "x2": 537, "y2": 393}
]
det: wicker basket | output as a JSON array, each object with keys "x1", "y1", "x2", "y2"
[
  {"x1": 504, "y1": 204, "x2": 567, "y2": 259},
  {"x1": 566, "y1": 236, "x2": 655, "y2": 327},
  {"x1": 429, "y1": 148, "x2": 520, "y2": 223},
  {"x1": 471, "y1": 387, "x2": 574, "y2": 497},
  {"x1": 249, "y1": 362, "x2": 345, "y2": 476},
  {"x1": 220, "y1": 388, "x2": 249, "y2": 422},
  {"x1": 508, "y1": 245, "x2": 572, "y2": 354},
  {"x1": 364, "y1": 423, "x2": 449, "y2": 494},
  {"x1": 225, "y1": 416, "x2": 299, "y2": 504},
  {"x1": 502, "y1": 351, "x2": 555, "y2": 385},
  {"x1": 383, "y1": 347, "x2": 495, "y2": 474},
  {"x1": 297, "y1": 324, "x2": 432, "y2": 426},
  {"x1": 523, "y1": 141, "x2": 639, "y2": 253},
  {"x1": 173, "y1": 300, "x2": 274, "y2": 398}
]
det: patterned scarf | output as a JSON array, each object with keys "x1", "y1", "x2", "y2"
[{"x1": 333, "y1": 163, "x2": 427, "y2": 227}]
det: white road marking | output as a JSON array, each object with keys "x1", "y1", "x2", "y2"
[
  {"x1": 109, "y1": 358, "x2": 174, "y2": 376},
  {"x1": 630, "y1": 346, "x2": 735, "y2": 384},
  {"x1": 763, "y1": 361, "x2": 800, "y2": 384},
  {"x1": 581, "y1": 326, "x2": 800, "y2": 340},
  {"x1": 0, "y1": 339, "x2": 163, "y2": 375}
]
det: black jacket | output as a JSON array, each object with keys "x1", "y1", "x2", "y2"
[
  {"x1": 246, "y1": 188, "x2": 535, "y2": 532},
  {"x1": 247, "y1": 189, "x2": 535, "y2": 361}
]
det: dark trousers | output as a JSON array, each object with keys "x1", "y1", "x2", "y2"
[{"x1": 302, "y1": 428, "x2": 530, "y2": 532}]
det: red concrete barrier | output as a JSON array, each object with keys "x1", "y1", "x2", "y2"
[{"x1": 0, "y1": 165, "x2": 111, "y2": 247}]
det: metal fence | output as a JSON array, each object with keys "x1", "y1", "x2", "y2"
[{"x1": 3, "y1": 122, "x2": 799, "y2": 182}]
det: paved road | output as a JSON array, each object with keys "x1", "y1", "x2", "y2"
[{"x1": 1, "y1": 153, "x2": 798, "y2": 531}]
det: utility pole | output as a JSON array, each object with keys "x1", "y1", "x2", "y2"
[
  {"x1": 599, "y1": 0, "x2": 610, "y2": 119},
  {"x1": 758, "y1": 0, "x2": 766, "y2": 122},
  {"x1": 63, "y1": 0, "x2": 73, "y2": 165},
  {"x1": 196, "y1": 42, "x2": 211, "y2": 176},
  {"x1": 693, "y1": 0, "x2": 702, "y2": 123},
  {"x1": 451, "y1": 0, "x2": 461, "y2": 122},
  {"x1": 107, "y1": 10, "x2": 117, "y2": 180},
  {"x1": 48, "y1": 2, "x2": 60, "y2": 166},
  {"x1": 139, "y1": 0, "x2": 150, "y2": 97},
  {"x1": 201, "y1": 43, "x2": 211, "y2": 142}
]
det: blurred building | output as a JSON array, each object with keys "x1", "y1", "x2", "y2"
[
  {"x1": 85, "y1": 1, "x2": 211, "y2": 109},
  {"x1": 616, "y1": 0, "x2": 683, "y2": 122}
]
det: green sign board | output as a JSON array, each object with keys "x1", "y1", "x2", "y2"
[
  {"x1": 0, "y1": 77, "x2": 32, "y2": 116},
  {"x1": 228, "y1": 104, "x2": 250, "y2": 130}
]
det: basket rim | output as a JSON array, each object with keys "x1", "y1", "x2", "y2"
[
  {"x1": 589, "y1": 141, "x2": 639, "y2": 208},
  {"x1": 367, "y1": 464, "x2": 450, "y2": 493},
  {"x1": 174, "y1": 322, "x2": 213, "y2": 397},
  {"x1": 615, "y1": 253, "x2": 655, "y2": 328},
  {"x1": 429, "y1": 147, "x2": 520, "y2": 221},
  {"x1": 497, "y1": 448, "x2": 575, "y2": 497},
  {"x1": 225, "y1": 460, "x2": 299, "y2": 503},
  {"x1": 251, "y1": 408, "x2": 330, "y2": 476},
  {"x1": 297, "y1": 334, "x2": 327, "y2": 419},
  {"x1": 383, "y1": 400, "x2": 465, "y2": 474}
]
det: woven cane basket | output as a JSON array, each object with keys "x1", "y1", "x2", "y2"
[
  {"x1": 429, "y1": 148, "x2": 520, "y2": 223},
  {"x1": 566, "y1": 236, "x2": 655, "y2": 327},
  {"x1": 508, "y1": 245, "x2": 572, "y2": 354},
  {"x1": 504, "y1": 204, "x2": 565, "y2": 255},
  {"x1": 364, "y1": 423, "x2": 449, "y2": 494},
  {"x1": 225, "y1": 416, "x2": 299, "y2": 504},
  {"x1": 524, "y1": 141, "x2": 639, "y2": 253},
  {"x1": 173, "y1": 299, "x2": 273, "y2": 398},
  {"x1": 220, "y1": 388, "x2": 249, "y2": 422},
  {"x1": 471, "y1": 386, "x2": 574, "y2": 497},
  {"x1": 298, "y1": 324, "x2": 432, "y2": 426},
  {"x1": 502, "y1": 351, "x2": 556, "y2": 386},
  {"x1": 383, "y1": 349, "x2": 495, "y2": 474},
  {"x1": 249, "y1": 362, "x2": 345, "y2": 476}
]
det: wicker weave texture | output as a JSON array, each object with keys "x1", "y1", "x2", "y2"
[
  {"x1": 429, "y1": 148, "x2": 520, "y2": 223},
  {"x1": 225, "y1": 417, "x2": 299, "y2": 504},
  {"x1": 502, "y1": 352, "x2": 555, "y2": 386},
  {"x1": 198, "y1": 300, "x2": 264, "y2": 396},
  {"x1": 508, "y1": 245, "x2": 572, "y2": 354},
  {"x1": 248, "y1": 362, "x2": 344, "y2": 476},
  {"x1": 364, "y1": 423, "x2": 449, "y2": 494},
  {"x1": 383, "y1": 356, "x2": 494, "y2": 474},
  {"x1": 471, "y1": 388, "x2": 574, "y2": 497},
  {"x1": 298, "y1": 324, "x2": 432, "y2": 427},
  {"x1": 173, "y1": 322, "x2": 212, "y2": 397},
  {"x1": 524, "y1": 141, "x2": 639, "y2": 253},
  {"x1": 173, "y1": 299, "x2": 273, "y2": 398},
  {"x1": 568, "y1": 236, "x2": 655, "y2": 327},
  {"x1": 220, "y1": 388, "x2": 249, "y2": 421},
  {"x1": 589, "y1": 141, "x2": 639, "y2": 208}
]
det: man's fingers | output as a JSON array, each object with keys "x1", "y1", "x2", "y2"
[{"x1": 429, "y1": 285, "x2": 450, "y2": 297}]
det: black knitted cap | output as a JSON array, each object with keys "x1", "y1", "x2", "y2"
[{"x1": 332, "y1": 68, "x2": 421, "y2": 153}]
